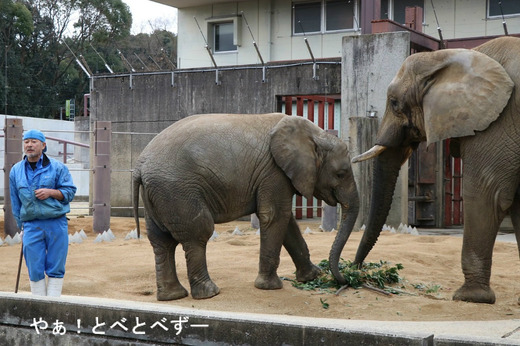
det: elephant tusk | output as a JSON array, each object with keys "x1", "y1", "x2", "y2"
[{"x1": 351, "y1": 145, "x2": 387, "y2": 163}]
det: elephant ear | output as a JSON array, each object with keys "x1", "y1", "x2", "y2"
[
  {"x1": 270, "y1": 116, "x2": 322, "y2": 200},
  {"x1": 421, "y1": 49, "x2": 514, "y2": 146}
]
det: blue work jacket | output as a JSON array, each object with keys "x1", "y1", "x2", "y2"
[{"x1": 9, "y1": 154, "x2": 77, "y2": 228}]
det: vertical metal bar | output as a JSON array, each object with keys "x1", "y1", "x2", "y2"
[
  {"x1": 284, "y1": 96, "x2": 292, "y2": 115},
  {"x1": 307, "y1": 99, "x2": 315, "y2": 123},
  {"x1": 295, "y1": 195, "x2": 303, "y2": 219},
  {"x1": 3, "y1": 118, "x2": 23, "y2": 237},
  {"x1": 296, "y1": 97, "x2": 304, "y2": 116},
  {"x1": 296, "y1": 96, "x2": 303, "y2": 218},
  {"x1": 453, "y1": 157, "x2": 462, "y2": 225},
  {"x1": 303, "y1": 96, "x2": 314, "y2": 218},
  {"x1": 327, "y1": 100, "x2": 334, "y2": 130},
  {"x1": 318, "y1": 100, "x2": 325, "y2": 129},
  {"x1": 306, "y1": 198, "x2": 314, "y2": 218},
  {"x1": 444, "y1": 140, "x2": 452, "y2": 227},
  {"x1": 93, "y1": 121, "x2": 111, "y2": 233}
]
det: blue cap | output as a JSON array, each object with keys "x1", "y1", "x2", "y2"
[{"x1": 23, "y1": 129, "x2": 47, "y2": 152}]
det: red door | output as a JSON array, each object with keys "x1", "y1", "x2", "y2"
[{"x1": 279, "y1": 95, "x2": 340, "y2": 219}]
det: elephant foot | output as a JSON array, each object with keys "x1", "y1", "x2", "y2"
[
  {"x1": 157, "y1": 286, "x2": 189, "y2": 301},
  {"x1": 453, "y1": 283, "x2": 496, "y2": 304},
  {"x1": 254, "y1": 274, "x2": 283, "y2": 290},
  {"x1": 191, "y1": 280, "x2": 220, "y2": 300},
  {"x1": 295, "y1": 264, "x2": 321, "y2": 282}
]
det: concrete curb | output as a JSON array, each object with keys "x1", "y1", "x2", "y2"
[{"x1": 0, "y1": 292, "x2": 518, "y2": 345}]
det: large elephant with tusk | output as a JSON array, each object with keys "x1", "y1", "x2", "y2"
[{"x1": 352, "y1": 36, "x2": 520, "y2": 304}]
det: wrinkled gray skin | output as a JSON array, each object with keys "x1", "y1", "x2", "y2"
[
  {"x1": 353, "y1": 37, "x2": 520, "y2": 304},
  {"x1": 133, "y1": 113, "x2": 359, "y2": 300}
]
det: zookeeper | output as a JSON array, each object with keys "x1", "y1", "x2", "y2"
[{"x1": 9, "y1": 129, "x2": 77, "y2": 297}]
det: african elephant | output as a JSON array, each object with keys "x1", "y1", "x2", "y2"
[
  {"x1": 133, "y1": 113, "x2": 359, "y2": 300},
  {"x1": 352, "y1": 36, "x2": 520, "y2": 304}
]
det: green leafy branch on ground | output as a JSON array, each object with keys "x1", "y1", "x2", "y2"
[
  {"x1": 283, "y1": 259, "x2": 403, "y2": 293},
  {"x1": 283, "y1": 259, "x2": 446, "y2": 308}
]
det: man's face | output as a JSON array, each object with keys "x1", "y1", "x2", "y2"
[{"x1": 24, "y1": 138, "x2": 46, "y2": 162}]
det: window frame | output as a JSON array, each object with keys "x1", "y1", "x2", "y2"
[
  {"x1": 292, "y1": 0, "x2": 359, "y2": 36},
  {"x1": 487, "y1": 0, "x2": 520, "y2": 19},
  {"x1": 207, "y1": 16, "x2": 241, "y2": 54},
  {"x1": 380, "y1": 0, "x2": 425, "y2": 25}
]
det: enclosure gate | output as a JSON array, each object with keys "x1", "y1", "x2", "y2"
[
  {"x1": 279, "y1": 95, "x2": 341, "y2": 219},
  {"x1": 444, "y1": 139, "x2": 464, "y2": 226},
  {"x1": 408, "y1": 139, "x2": 463, "y2": 228}
]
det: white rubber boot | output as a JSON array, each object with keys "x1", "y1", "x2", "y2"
[
  {"x1": 30, "y1": 279, "x2": 47, "y2": 296},
  {"x1": 47, "y1": 277, "x2": 64, "y2": 297}
]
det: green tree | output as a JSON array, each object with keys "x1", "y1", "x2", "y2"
[{"x1": 0, "y1": 0, "x2": 133, "y2": 118}]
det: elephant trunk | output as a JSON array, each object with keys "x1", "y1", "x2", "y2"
[
  {"x1": 353, "y1": 146, "x2": 411, "y2": 266},
  {"x1": 329, "y1": 191, "x2": 360, "y2": 285}
]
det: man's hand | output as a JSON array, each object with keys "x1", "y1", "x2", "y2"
[{"x1": 34, "y1": 188, "x2": 64, "y2": 201}]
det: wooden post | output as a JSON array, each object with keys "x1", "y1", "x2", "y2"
[
  {"x1": 93, "y1": 121, "x2": 111, "y2": 233},
  {"x1": 3, "y1": 118, "x2": 23, "y2": 237}
]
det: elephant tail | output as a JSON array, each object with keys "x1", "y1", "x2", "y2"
[{"x1": 133, "y1": 167, "x2": 142, "y2": 239}]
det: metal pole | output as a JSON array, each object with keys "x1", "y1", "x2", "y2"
[
  {"x1": 298, "y1": 21, "x2": 319, "y2": 80},
  {"x1": 431, "y1": 0, "x2": 445, "y2": 49},
  {"x1": 92, "y1": 121, "x2": 111, "y2": 233},
  {"x1": 4, "y1": 45, "x2": 7, "y2": 114},
  {"x1": 194, "y1": 17, "x2": 219, "y2": 69},
  {"x1": 499, "y1": 1, "x2": 509, "y2": 35},
  {"x1": 15, "y1": 237, "x2": 23, "y2": 293}
]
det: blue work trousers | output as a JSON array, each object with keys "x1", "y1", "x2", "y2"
[{"x1": 23, "y1": 216, "x2": 69, "y2": 282}]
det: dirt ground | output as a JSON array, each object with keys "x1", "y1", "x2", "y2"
[{"x1": 0, "y1": 216, "x2": 519, "y2": 322}]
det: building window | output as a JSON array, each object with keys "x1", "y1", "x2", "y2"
[
  {"x1": 380, "y1": 0, "x2": 424, "y2": 24},
  {"x1": 293, "y1": 1, "x2": 357, "y2": 35},
  {"x1": 326, "y1": 0, "x2": 355, "y2": 31},
  {"x1": 488, "y1": 0, "x2": 520, "y2": 18},
  {"x1": 213, "y1": 22, "x2": 237, "y2": 52}
]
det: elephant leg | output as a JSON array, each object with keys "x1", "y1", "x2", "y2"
[
  {"x1": 510, "y1": 188, "x2": 520, "y2": 255},
  {"x1": 254, "y1": 210, "x2": 291, "y2": 290},
  {"x1": 283, "y1": 215, "x2": 321, "y2": 282},
  {"x1": 182, "y1": 239, "x2": 220, "y2": 299},
  {"x1": 453, "y1": 191, "x2": 504, "y2": 304},
  {"x1": 174, "y1": 206, "x2": 219, "y2": 300},
  {"x1": 146, "y1": 217, "x2": 189, "y2": 301}
]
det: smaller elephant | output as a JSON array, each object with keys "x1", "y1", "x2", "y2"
[{"x1": 133, "y1": 113, "x2": 359, "y2": 300}]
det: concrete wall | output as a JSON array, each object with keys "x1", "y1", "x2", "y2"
[
  {"x1": 0, "y1": 293, "x2": 438, "y2": 345},
  {"x1": 90, "y1": 60, "x2": 341, "y2": 215},
  {"x1": 0, "y1": 115, "x2": 89, "y2": 198},
  {"x1": 343, "y1": 32, "x2": 411, "y2": 228}
]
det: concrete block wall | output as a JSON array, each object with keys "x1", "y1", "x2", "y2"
[
  {"x1": 342, "y1": 32, "x2": 411, "y2": 228},
  {"x1": 90, "y1": 61, "x2": 342, "y2": 216}
]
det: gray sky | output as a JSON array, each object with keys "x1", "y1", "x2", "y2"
[{"x1": 124, "y1": 0, "x2": 178, "y2": 34}]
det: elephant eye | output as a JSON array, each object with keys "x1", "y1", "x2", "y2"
[{"x1": 390, "y1": 98, "x2": 399, "y2": 111}]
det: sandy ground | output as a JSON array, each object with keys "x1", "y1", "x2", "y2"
[{"x1": 0, "y1": 215, "x2": 519, "y2": 322}]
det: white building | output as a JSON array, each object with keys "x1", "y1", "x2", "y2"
[{"x1": 153, "y1": 0, "x2": 520, "y2": 68}]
